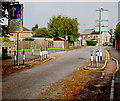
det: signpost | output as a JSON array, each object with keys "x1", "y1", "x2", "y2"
[
  {"x1": 8, "y1": 4, "x2": 23, "y2": 65},
  {"x1": 8, "y1": 4, "x2": 23, "y2": 33}
]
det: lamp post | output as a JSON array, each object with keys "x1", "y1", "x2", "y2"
[
  {"x1": 98, "y1": 7, "x2": 103, "y2": 63},
  {"x1": 99, "y1": 7, "x2": 103, "y2": 46}
]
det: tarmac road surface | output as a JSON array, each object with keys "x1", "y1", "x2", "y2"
[{"x1": 2, "y1": 46, "x2": 105, "y2": 99}]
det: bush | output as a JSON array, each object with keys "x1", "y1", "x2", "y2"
[
  {"x1": 86, "y1": 40, "x2": 98, "y2": 46},
  {"x1": 0, "y1": 38, "x2": 13, "y2": 42},
  {"x1": 23, "y1": 38, "x2": 34, "y2": 41}
]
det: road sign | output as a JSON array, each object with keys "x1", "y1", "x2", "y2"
[
  {"x1": 10, "y1": 4, "x2": 22, "y2": 19},
  {"x1": 64, "y1": 36, "x2": 68, "y2": 40},
  {"x1": 8, "y1": 4, "x2": 23, "y2": 33},
  {"x1": 9, "y1": 20, "x2": 23, "y2": 32}
]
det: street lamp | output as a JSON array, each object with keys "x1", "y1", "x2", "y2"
[
  {"x1": 99, "y1": 7, "x2": 103, "y2": 46},
  {"x1": 98, "y1": 7, "x2": 103, "y2": 63}
]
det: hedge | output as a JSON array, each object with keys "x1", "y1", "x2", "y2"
[{"x1": 86, "y1": 40, "x2": 98, "y2": 45}]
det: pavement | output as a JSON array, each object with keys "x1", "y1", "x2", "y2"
[{"x1": 105, "y1": 46, "x2": 120, "y2": 101}]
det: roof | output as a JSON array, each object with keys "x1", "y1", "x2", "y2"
[
  {"x1": 81, "y1": 29, "x2": 94, "y2": 35},
  {"x1": 91, "y1": 31, "x2": 100, "y2": 34},
  {"x1": 81, "y1": 29, "x2": 101, "y2": 35},
  {"x1": 23, "y1": 27, "x2": 31, "y2": 32},
  {"x1": 53, "y1": 37, "x2": 65, "y2": 41}
]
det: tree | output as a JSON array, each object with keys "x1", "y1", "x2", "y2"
[
  {"x1": 1, "y1": 2, "x2": 10, "y2": 37},
  {"x1": 48, "y1": 15, "x2": 79, "y2": 39},
  {"x1": 33, "y1": 27, "x2": 51, "y2": 37},
  {"x1": 32, "y1": 24, "x2": 39, "y2": 32},
  {"x1": 115, "y1": 22, "x2": 120, "y2": 40}
]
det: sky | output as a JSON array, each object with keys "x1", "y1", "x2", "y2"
[{"x1": 21, "y1": 1, "x2": 118, "y2": 33}]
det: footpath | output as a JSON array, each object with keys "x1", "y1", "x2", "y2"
[{"x1": 106, "y1": 46, "x2": 120, "y2": 101}]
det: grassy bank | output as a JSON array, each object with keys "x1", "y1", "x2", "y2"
[{"x1": 9, "y1": 47, "x2": 64, "y2": 52}]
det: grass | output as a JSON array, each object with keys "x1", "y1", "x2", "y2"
[
  {"x1": 9, "y1": 47, "x2": 64, "y2": 52},
  {"x1": 0, "y1": 53, "x2": 13, "y2": 58}
]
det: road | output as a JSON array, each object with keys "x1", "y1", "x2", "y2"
[{"x1": 3, "y1": 46, "x2": 105, "y2": 99}]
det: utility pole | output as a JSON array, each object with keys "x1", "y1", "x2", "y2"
[{"x1": 99, "y1": 7, "x2": 103, "y2": 46}]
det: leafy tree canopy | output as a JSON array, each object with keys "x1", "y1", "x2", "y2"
[
  {"x1": 33, "y1": 27, "x2": 52, "y2": 38},
  {"x1": 48, "y1": 15, "x2": 80, "y2": 39},
  {"x1": 32, "y1": 15, "x2": 80, "y2": 39},
  {"x1": 32, "y1": 24, "x2": 39, "y2": 32}
]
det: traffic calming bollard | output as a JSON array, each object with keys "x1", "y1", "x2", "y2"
[
  {"x1": 62, "y1": 44, "x2": 65, "y2": 49},
  {"x1": 100, "y1": 50, "x2": 102, "y2": 61},
  {"x1": 23, "y1": 50, "x2": 25, "y2": 65},
  {"x1": 40, "y1": 48, "x2": 43, "y2": 60},
  {"x1": 46, "y1": 48, "x2": 48, "y2": 58},
  {"x1": 90, "y1": 51, "x2": 93, "y2": 67},
  {"x1": 14, "y1": 51, "x2": 16, "y2": 65},
  {"x1": 42, "y1": 50, "x2": 44, "y2": 60},
  {"x1": 32, "y1": 49, "x2": 34, "y2": 55},
  {"x1": 97, "y1": 49, "x2": 100, "y2": 62},
  {"x1": 96, "y1": 51, "x2": 98, "y2": 67}
]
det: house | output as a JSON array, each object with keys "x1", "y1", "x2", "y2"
[
  {"x1": 9, "y1": 27, "x2": 33, "y2": 41},
  {"x1": 81, "y1": 29, "x2": 111, "y2": 45}
]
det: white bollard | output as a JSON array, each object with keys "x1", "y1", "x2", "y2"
[
  {"x1": 90, "y1": 51, "x2": 93, "y2": 66},
  {"x1": 100, "y1": 50, "x2": 102, "y2": 61},
  {"x1": 40, "y1": 51, "x2": 43, "y2": 60},
  {"x1": 96, "y1": 51, "x2": 98, "y2": 67},
  {"x1": 14, "y1": 51, "x2": 17, "y2": 65},
  {"x1": 23, "y1": 50, "x2": 25, "y2": 65},
  {"x1": 32, "y1": 49, "x2": 34, "y2": 55},
  {"x1": 97, "y1": 49, "x2": 100, "y2": 62},
  {"x1": 62, "y1": 44, "x2": 65, "y2": 49}
]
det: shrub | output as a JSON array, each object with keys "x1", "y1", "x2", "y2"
[
  {"x1": 23, "y1": 38, "x2": 34, "y2": 41},
  {"x1": 0, "y1": 38, "x2": 13, "y2": 42},
  {"x1": 86, "y1": 40, "x2": 98, "y2": 45}
]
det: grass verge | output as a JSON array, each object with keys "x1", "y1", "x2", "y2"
[{"x1": 9, "y1": 47, "x2": 64, "y2": 52}]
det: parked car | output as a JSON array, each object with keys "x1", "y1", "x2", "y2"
[{"x1": 107, "y1": 43, "x2": 113, "y2": 46}]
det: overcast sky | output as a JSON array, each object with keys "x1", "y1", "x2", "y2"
[{"x1": 21, "y1": 2, "x2": 118, "y2": 33}]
